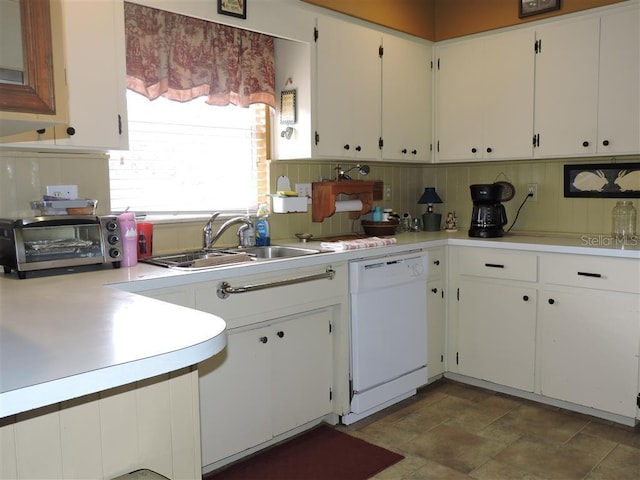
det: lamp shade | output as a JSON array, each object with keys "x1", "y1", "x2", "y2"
[{"x1": 418, "y1": 187, "x2": 443, "y2": 205}]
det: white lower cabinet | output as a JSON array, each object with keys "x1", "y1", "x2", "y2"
[
  {"x1": 450, "y1": 246, "x2": 640, "y2": 424},
  {"x1": 458, "y1": 279, "x2": 536, "y2": 391},
  {"x1": 451, "y1": 247, "x2": 537, "y2": 392},
  {"x1": 539, "y1": 254, "x2": 640, "y2": 418},
  {"x1": 427, "y1": 247, "x2": 446, "y2": 378},
  {"x1": 199, "y1": 308, "x2": 332, "y2": 466}
]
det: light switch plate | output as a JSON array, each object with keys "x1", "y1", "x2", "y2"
[{"x1": 46, "y1": 185, "x2": 78, "y2": 199}]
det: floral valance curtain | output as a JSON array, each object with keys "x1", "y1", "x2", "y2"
[{"x1": 124, "y1": 2, "x2": 275, "y2": 108}]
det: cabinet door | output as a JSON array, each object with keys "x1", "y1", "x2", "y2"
[
  {"x1": 597, "y1": 7, "x2": 640, "y2": 155},
  {"x1": 435, "y1": 39, "x2": 484, "y2": 162},
  {"x1": 482, "y1": 29, "x2": 534, "y2": 160},
  {"x1": 271, "y1": 308, "x2": 332, "y2": 436},
  {"x1": 199, "y1": 326, "x2": 272, "y2": 466},
  {"x1": 55, "y1": 0, "x2": 128, "y2": 150},
  {"x1": 540, "y1": 288, "x2": 639, "y2": 418},
  {"x1": 534, "y1": 17, "x2": 600, "y2": 157},
  {"x1": 382, "y1": 35, "x2": 432, "y2": 162},
  {"x1": 427, "y1": 279, "x2": 446, "y2": 377},
  {"x1": 457, "y1": 279, "x2": 536, "y2": 391},
  {"x1": 315, "y1": 16, "x2": 381, "y2": 160}
]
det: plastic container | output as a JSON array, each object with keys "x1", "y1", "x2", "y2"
[
  {"x1": 255, "y1": 204, "x2": 271, "y2": 246},
  {"x1": 612, "y1": 201, "x2": 636, "y2": 240},
  {"x1": 372, "y1": 206, "x2": 382, "y2": 222},
  {"x1": 118, "y1": 212, "x2": 138, "y2": 266}
]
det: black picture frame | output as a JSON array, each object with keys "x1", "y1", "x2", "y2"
[
  {"x1": 564, "y1": 163, "x2": 640, "y2": 198},
  {"x1": 217, "y1": 0, "x2": 246, "y2": 19},
  {"x1": 519, "y1": 0, "x2": 560, "y2": 18}
]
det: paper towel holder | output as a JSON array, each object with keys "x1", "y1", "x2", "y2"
[{"x1": 311, "y1": 180, "x2": 382, "y2": 222}]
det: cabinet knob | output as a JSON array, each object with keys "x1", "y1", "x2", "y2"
[
  {"x1": 259, "y1": 336, "x2": 268, "y2": 344},
  {"x1": 343, "y1": 144, "x2": 350, "y2": 150},
  {"x1": 582, "y1": 141, "x2": 589, "y2": 147},
  {"x1": 401, "y1": 148, "x2": 407, "y2": 154},
  {"x1": 602, "y1": 140, "x2": 610, "y2": 146},
  {"x1": 355, "y1": 145, "x2": 362, "y2": 152},
  {"x1": 486, "y1": 147, "x2": 493, "y2": 153},
  {"x1": 277, "y1": 331, "x2": 284, "y2": 338},
  {"x1": 548, "y1": 298, "x2": 555, "y2": 305},
  {"x1": 411, "y1": 149, "x2": 417, "y2": 155},
  {"x1": 523, "y1": 295, "x2": 529, "y2": 302},
  {"x1": 431, "y1": 288, "x2": 438, "y2": 294},
  {"x1": 433, "y1": 260, "x2": 440, "y2": 266},
  {"x1": 36, "y1": 128, "x2": 46, "y2": 134},
  {"x1": 66, "y1": 126, "x2": 76, "y2": 136},
  {"x1": 471, "y1": 147, "x2": 477, "y2": 153}
]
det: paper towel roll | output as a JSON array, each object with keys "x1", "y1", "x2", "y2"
[{"x1": 335, "y1": 200, "x2": 363, "y2": 212}]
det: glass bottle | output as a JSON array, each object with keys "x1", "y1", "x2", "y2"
[{"x1": 611, "y1": 201, "x2": 636, "y2": 240}]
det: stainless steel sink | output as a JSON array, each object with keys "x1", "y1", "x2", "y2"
[
  {"x1": 235, "y1": 245, "x2": 320, "y2": 259},
  {"x1": 141, "y1": 245, "x2": 320, "y2": 269},
  {"x1": 141, "y1": 249, "x2": 251, "y2": 269}
]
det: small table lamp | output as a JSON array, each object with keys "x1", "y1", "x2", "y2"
[{"x1": 418, "y1": 187, "x2": 443, "y2": 231}]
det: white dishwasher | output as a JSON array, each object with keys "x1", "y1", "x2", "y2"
[{"x1": 342, "y1": 250, "x2": 428, "y2": 425}]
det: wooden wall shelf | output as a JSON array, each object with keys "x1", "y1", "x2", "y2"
[{"x1": 311, "y1": 180, "x2": 383, "y2": 222}]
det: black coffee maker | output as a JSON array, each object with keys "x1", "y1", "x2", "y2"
[{"x1": 469, "y1": 184, "x2": 507, "y2": 238}]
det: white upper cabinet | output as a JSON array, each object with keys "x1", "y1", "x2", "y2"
[
  {"x1": 315, "y1": 15, "x2": 382, "y2": 160},
  {"x1": 54, "y1": 0, "x2": 128, "y2": 150},
  {"x1": 435, "y1": 28, "x2": 535, "y2": 162},
  {"x1": 597, "y1": 7, "x2": 640, "y2": 155},
  {"x1": 533, "y1": 17, "x2": 600, "y2": 157},
  {"x1": 381, "y1": 34, "x2": 432, "y2": 162},
  {"x1": 2, "y1": 0, "x2": 128, "y2": 150},
  {"x1": 534, "y1": 3, "x2": 639, "y2": 157}
]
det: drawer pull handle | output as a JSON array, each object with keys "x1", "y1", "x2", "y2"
[
  {"x1": 485, "y1": 263, "x2": 504, "y2": 268},
  {"x1": 433, "y1": 260, "x2": 440, "y2": 266},
  {"x1": 577, "y1": 271, "x2": 602, "y2": 278},
  {"x1": 431, "y1": 287, "x2": 438, "y2": 294},
  {"x1": 277, "y1": 331, "x2": 285, "y2": 338},
  {"x1": 548, "y1": 298, "x2": 555, "y2": 305},
  {"x1": 259, "y1": 336, "x2": 268, "y2": 344},
  {"x1": 523, "y1": 295, "x2": 529, "y2": 302}
]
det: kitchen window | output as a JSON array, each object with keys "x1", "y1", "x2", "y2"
[
  {"x1": 109, "y1": 2, "x2": 274, "y2": 217},
  {"x1": 109, "y1": 91, "x2": 269, "y2": 215}
]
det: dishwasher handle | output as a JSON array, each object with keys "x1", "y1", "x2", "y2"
[{"x1": 217, "y1": 266, "x2": 335, "y2": 299}]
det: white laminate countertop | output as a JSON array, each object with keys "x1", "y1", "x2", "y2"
[
  {"x1": 1, "y1": 229, "x2": 637, "y2": 418},
  {"x1": 0, "y1": 267, "x2": 227, "y2": 418}
]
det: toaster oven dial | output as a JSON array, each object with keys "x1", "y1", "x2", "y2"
[
  {"x1": 107, "y1": 234, "x2": 120, "y2": 245},
  {"x1": 109, "y1": 248, "x2": 121, "y2": 258},
  {"x1": 105, "y1": 220, "x2": 118, "y2": 232}
]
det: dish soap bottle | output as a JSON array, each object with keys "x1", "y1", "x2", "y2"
[{"x1": 255, "y1": 203, "x2": 271, "y2": 246}]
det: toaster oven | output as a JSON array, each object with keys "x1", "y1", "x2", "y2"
[{"x1": 0, "y1": 216, "x2": 122, "y2": 279}]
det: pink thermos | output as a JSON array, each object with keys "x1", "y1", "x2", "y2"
[{"x1": 118, "y1": 212, "x2": 138, "y2": 267}]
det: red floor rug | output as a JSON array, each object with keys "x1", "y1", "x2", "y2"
[{"x1": 204, "y1": 424, "x2": 404, "y2": 480}]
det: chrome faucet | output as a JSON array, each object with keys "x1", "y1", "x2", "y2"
[{"x1": 203, "y1": 214, "x2": 253, "y2": 249}]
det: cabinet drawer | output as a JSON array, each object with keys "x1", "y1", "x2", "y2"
[
  {"x1": 541, "y1": 254, "x2": 639, "y2": 294},
  {"x1": 458, "y1": 247, "x2": 537, "y2": 282}
]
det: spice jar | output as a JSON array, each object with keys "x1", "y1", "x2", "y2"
[{"x1": 611, "y1": 201, "x2": 636, "y2": 240}]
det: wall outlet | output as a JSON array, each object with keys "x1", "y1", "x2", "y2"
[
  {"x1": 295, "y1": 183, "x2": 312, "y2": 204},
  {"x1": 384, "y1": 185, "x2": 392, "y2": 201},
  {"x1": 527, "y1": 183, "x2": 538, "y2": 202},
  {"x1": 46, "y1": 185, "x2": 78, "y2": 199}
]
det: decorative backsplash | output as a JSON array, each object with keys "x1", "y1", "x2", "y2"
[{"x1": 1, "y1": 148, "x2": 637, "y2": 249}]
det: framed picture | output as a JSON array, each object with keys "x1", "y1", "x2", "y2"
[
  {"x1": 519, "y1": 0, "x2": 560, "y2": 18},
  {"x1": 280, "y1": 89, "x2": 297, "y2": 125},
  {"x1": 564, "y1": 163, "x2": 640, "y2": 198},
  {"x1": 218, "y1": 0, "x2": 246, "y2": 19}
]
